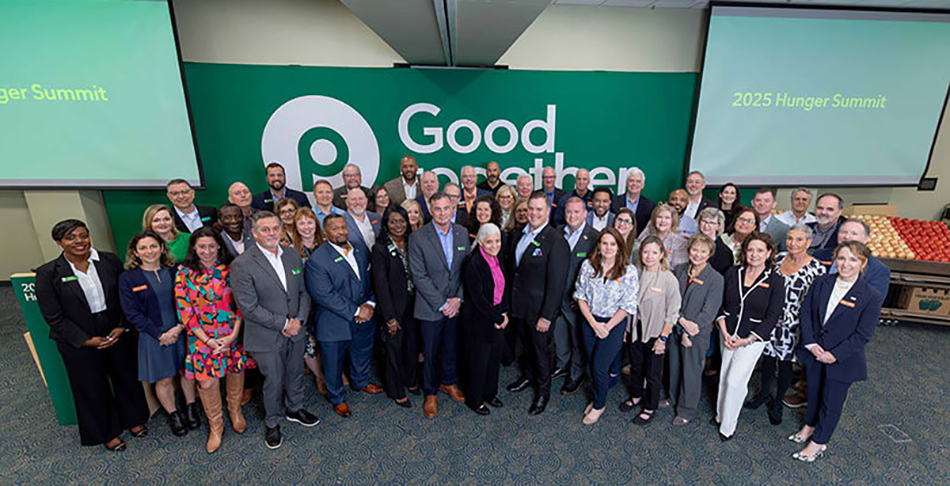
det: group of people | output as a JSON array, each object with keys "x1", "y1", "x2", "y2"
[{"x1": 34, "y1": 157, "x2": 888, "y2": 463}]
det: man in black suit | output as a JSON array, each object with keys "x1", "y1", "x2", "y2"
[
  {"x1": 541, "y1": 167, "x2": 567, "y2": 217},
  {"x1": 333, "y1": 163, "x2": 371, "y2": 210},
  {"x1": 251, "y1": 162, "x2": 311, "y2": 212},
  {"x1": 506, "y1": 191, "x2": 570, "y2": 415},
  {"x1": 166, "y1": 179, "x2": 217, "y2": 234},
  {"x1": 683, "y1": 171, "x2": 716, "y2": 221},
  {"x1": 553, "y1": 168, "x2": 593, "y2": 226},
  {"x1": 611, "y1": 167, "x2": 655, "y2": 234},
  {"x1": 552, "y1": 197, "x2": 599, "y2": 395}
]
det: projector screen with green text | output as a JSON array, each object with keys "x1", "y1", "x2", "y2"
[
  {"x1": 0, "y1": 0, "x2": 201, "y2": 188},
  {"x1": 688, "y1": 6, "x2": 950, "y2": 186}
]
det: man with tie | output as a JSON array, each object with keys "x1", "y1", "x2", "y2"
[
  {"x1": 251, "y1": 162, "x2": 311, "y2": 212},
  {"x1": 552, "y1": 197, "x2": 599, "y2": 395},
  {"x1": 408, "y1": 192, "x2": 471, "y2": 417},
  {"x1": 231, "y1": 211, "x2": 318, "y2": 450},
  {"x1": 305, "y1": 214, "x2": 382, "y2": 419},
  {"x1": 506, "y1": 192, "x2": 570, "y2": 415}
]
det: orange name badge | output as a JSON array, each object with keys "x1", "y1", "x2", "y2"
[
  {"x1": 692, "y1": 278, "x2": 704, "y2": 285},
  {"x1": 650, "y1": 286, "x2": 663, "y2": 293},
  {"x1": 757, "y1": 282, "x2": 770, "y2": 289},
  {"x1": 665, "y1": 250, "x2": 672, "y2": 255},
  {"x1": 132, "y1": 285, "x2": 148, "y2": 292},
  {"x1": 840, "y1": 300, "x2": 855, "y2": 308}
]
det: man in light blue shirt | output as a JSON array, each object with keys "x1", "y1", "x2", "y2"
[{"x1": 312, "y1": 179, "x2": 345, "y2": 228}]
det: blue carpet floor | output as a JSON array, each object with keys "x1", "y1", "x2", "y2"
[{"x1": 1, "y1": 285, "x2": 948, "y2": 485}]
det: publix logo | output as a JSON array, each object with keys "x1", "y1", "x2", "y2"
[{"x1": 261, "y1": 95, "x2": 633, "y2": 194}]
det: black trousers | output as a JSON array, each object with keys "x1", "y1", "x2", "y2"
[
  {"x1": 57, "y1": 334, "x2": 149, "y2": 446},
  {"x1": 628, "y1": 338, "x2": 664, "y2": 411},
  {"x1": 465, "y1": 331, "x2": 504, "y2": 408},
  {"x1": 513, "y1": 317, "x2": 553, "y2": 398},
  {"x1": 384, "y1": 314, "x2": 418, "y2": 400}
]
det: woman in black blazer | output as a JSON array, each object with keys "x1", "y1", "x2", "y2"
[
  {"x1": 790, "y1": 242, "x2": 884, "y2": 462},
  {"x1": 34, "y1": 220, "x2": 149, "y2": 451},
  {"x1": 461, "y1": 223, "x2": 509, "y2": 415},
  {"x1": 713, "y1": 232, "x2": 785, "y2": 441},
  {"x1": 371, "y1": 206, "x2": 420, "y2": 407}
]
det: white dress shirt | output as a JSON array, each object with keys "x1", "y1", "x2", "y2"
[
  {"x1": 590, "y1": 213, "x2": 610, "y2": 232},
  {"x1": 775, "y1": 210, "x2": 817, "y2": 227},
  {"x1": 226, "y1": 232, "x2": 245, "y2": 255},
  {"x1": 351, "y1": 212, "x2": 376, "y2": 250},
  {"x1": 330, "y1": 242, "x2": 360, "y2": 280},
  {"x1": 175, "y1": 206, "x2": 203, "y2": 233},
  {"x1": 564, "y1": 222, "x2": 586, "y2": 251},
  {"x1": 68, "y1": 249, "x2": 107, "y2": 313},
  {"x1": 403, "y1": 179, "x2": 417, "y2": 201},
  {"x1": 256, "y1": 242, "x2": 286, "y2": 291},
  {"x1": 684, "y1": 199, "x2": 701, "y2": 220}
]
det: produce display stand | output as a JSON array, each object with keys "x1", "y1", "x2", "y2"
[{"x1": 879, "y1": 258, "x2": 950, "y2": 327}]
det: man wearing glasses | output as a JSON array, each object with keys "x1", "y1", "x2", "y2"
[
  {"x1": 333, "y1": 163, "x2": 371, "y2": 210},
  {"x1": 166, "y1": 178, "x2": 217, "y2": 234}
]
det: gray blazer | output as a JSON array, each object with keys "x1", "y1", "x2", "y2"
[
  {"x1": 762, "y1": 216, "x2": 790, "y2": 252},
  {"x1": 230, "y1": 243, "x2": 311, "y2": 353},
  {"x1": 672, "y1": 262, "x2": 724, "y2": 336},
  {"x1": 343, "y1": 210, "x2": 382, "y2": 253},
  {"x1": 408, "y1": 222, "x2": 471, "y2": 322}
]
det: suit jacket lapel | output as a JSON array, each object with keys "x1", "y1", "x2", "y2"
[
  {"x1": 56, "y1": 256, "x2": 89, "y2": 311},
  {"x1": 250, "y1": 245, "x2": 287, "y2": 293},
  {"x1": 427, "y1": 225, "x2": 450, "y2": 271},
  {"x1": 825, "y1": 280, "x2": 863, "y2": 327}
]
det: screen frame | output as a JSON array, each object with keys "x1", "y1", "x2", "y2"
[
  {"x1": 684, "y1": 1, "x2": 950, "y2": 189},
  {"x1": 0, "y1": 0, "x2": 206, "y2": 190}
]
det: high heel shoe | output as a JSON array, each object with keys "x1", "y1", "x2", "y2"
[
  {"x1": 792, "y1": 445, "x2": 827, "y2": 462},
  {"x1": 788, "y1": 432, "x2": 810, "y2": 444}
]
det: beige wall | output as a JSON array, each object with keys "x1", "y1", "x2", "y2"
[{"x1": 0, "y1": 191, "x2": 45, "y2": 278}]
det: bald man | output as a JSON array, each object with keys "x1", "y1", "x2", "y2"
[
  {"x1": 477, "y1": 161, "x2": 503, "y2": 195},
  {"x1": 553, "y1": 168, "x2": 593, "y2": 227},
  {"x1": 384, "y1": 155, "x2": 419, "y2": 206},
  {"x1": 228, "y1": 181, "x2": 258, "y2": 236},
  {"x1": 668, "y1": 189, "x2": 697, "y2": 238},
  {"x1": 415, "y1": 171, "x2": 440, "y2": 224}
]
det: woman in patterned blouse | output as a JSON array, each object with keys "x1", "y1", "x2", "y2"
[
  {"x1": 175, "y1": 227, "x2": 250, "y2": 454},
  {"x1": 745, "y1": 224, "x2": 825, "y2": 425},
  {"x1": 574, "y1": 227, "x2": 639, "y2": 425}
]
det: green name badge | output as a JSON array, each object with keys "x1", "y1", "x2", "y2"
[
  {"x1": 531, "y1": 240, "x2": 541, "y2": 247},
  {"x1": 292, "y1": 268, "x2": 302, "y2": 275},
  {"x1": 334, "y1": 257, "x2": 343, "y2": 263},
  {"x1": 61, "y1": 276, "x2": 78, "y2": 283},
  {"x1": 457, "y1": 246, "x2": 466, "y2": 251},
  {"x1": 577, "y1": 252, "x2": 588, "y2": 258},
  {"x1": 264, "y1": 198, "x2": 274, "y2": 204},
  {"x1": 200, "y1": 216, "x2": 211, "y2": 222}
]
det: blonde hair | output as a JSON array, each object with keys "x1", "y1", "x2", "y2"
[
  {"x1": 400, "y1": 199, "x2": 424, "y2": 231},
  {"x1": 637, "y1": 235, "x2": 670, "y2": 272},
  {"x1": 649, "y1": 203, "x2": 680, "y2": 237},
  {"x1": 142, "y1": 204, "x2": 179, "y2": 239}
]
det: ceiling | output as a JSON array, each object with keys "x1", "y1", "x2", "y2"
[{"x1": 341, "y1": 0, "x2": 950, "y2": 67}]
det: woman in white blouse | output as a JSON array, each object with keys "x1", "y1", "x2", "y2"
[{"x1": 574, "y1": 228, "x2": 639, "y2": 425}]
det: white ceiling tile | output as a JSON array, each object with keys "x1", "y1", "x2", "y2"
[
  {"x1": 602, "y1": 0, "x2": 656, "y2": 6},
  {"x1": 652, "y1": 0, "x2": 704, "y2": 8},
  {"x1": 555, "y1": 0, "x2": 606, "y2": 5}
]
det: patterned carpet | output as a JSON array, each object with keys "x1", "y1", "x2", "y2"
[{"x1": 1, "y1": 284, "x2": 948, "y2": 485}]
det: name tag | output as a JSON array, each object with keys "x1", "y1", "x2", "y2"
[
  {"x1": 264, "y1": 198, "x2": 274, "y2": 204},
  {"x1": 291, "y1": 268, "x2": 302, "y2": 275},
  {"x1": 757, "y1": 282, "x2": 770, "y2": 289},
  {"x1": 334, "y1": 257, "x2": 344, "y2": 263},
  {"x1": 200, "y1": 216, "x2": 211, "y2": 222},
  {"x1": 577, "y1": 252, "x2": 588, "y2": 258},
  {"x1": 665, "y1": 250, "x2": 672, "y2": 255},
  {"x1": 132, "y1": 285, "x2": 148, "y2": 292},
  {"x1": 457, "y1": 246, "x2": 466, "y2": 251},
  {"x1": 840, "y1": 300, "x2": 855, "y2": 308},
  {"x1": 371, "y1": 220, "x2": 378, "y2": 225},
  {"x1": 692, "y1": 278, "x2": 704, "y2": 285},
  {"x1": 61, "y1": 276, "x2": 78, "y2": 283},
  {"x1": 650, "y1": 286, "x2": 663, "y2": 293},
  {"x1": 531, "y1": 240, "x2": 541, "y2": 247}
]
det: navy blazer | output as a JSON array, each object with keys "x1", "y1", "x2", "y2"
[
  {"x1": 812, "y1": 250, "x2": 891, "y2": 298},
  {"x1": 717, "y1": 266, "x2": 786, "y2": 340},
  {"x1": 305, "y1": 243, "x2": 375, "y2": 342},
  {"x1": 343, "y1": 211, "x2": 383, "y2": 253},
  {"x1": 251, "y1": 188, "x2": 311, "y2": 212},
  {"x1": 416, "y1": 194, "x2": 433, "y2": 224},
  {"x1": 172, "y1": 205, "x2": 217, "y2": 234},
  {"x1": 553, "y1": 189, "x2": 594, "y2": 227},
  {"x1": 35, "y1": 251, "x2": 128, "y2": 348},
  {"x1": 610, "y1": 194, "x2": 656, "y2": 235},
  {"x1": 795, "y1": 274, "x2": 884, "y2": 383},
  {"x1": 118, "y1": 268, "x2": 178, "y2": 340}
]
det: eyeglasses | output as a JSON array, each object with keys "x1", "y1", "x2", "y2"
[
  {"x1": 616, "y1": 218, "x2": 633, "y2": 225},
  {"x1": 497, "y1": 195, "x2": 513, "y2": 200},
  {"x1": 700, "y1": 220, "x2": 719, "y2": 226},
  {"x1": 279, "y1": 209, "x2": 297, "y2": 216},
  {"x1": 737, "y1": 217, "x2": 756, "y2": 224}
]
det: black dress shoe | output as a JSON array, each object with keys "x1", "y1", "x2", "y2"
[
  {"x1": 709, "y1": 416, "x2": 720, "y2": 427},
  {"x1": 506, "y1": 377, "x2": 530, "y2": 393},
  {"x1": 286, "y1": 409, "x2": 320, "y2": 427},
  {"x1": 395, "y1": 398, "x2": 412, "y2": 409},
  {"x1": 550, "y1": 367, "x2": 568, "y2": 380},
  {"x1": 743, "y1": 394, "x2": 770, "y2": 410},
  {"x1": 561, "y1": 378, "x2": 582, "y2": 395},
  {"x1": 719, "y1": 432, "x2": 733, "y2": 442},
  {"x1": 471, "y1": 404, "x2": 490, "y2": 416},
  {"x1": 528, "y1": 395, "x2": 549, "y2": 415},
  {"x1": 487, "y1": 397, "x2": 503, "y2": 408},
  {"x1": 265, "y1": 425, "x2": 282, "y2": 449},
  {"x1": 168, "y1": 410, "x2": 188, "y2": 437},
  {"x1": 406, "y1": 387, "x2": 422, "y2": 396},
  {"x1": 767, "y1": 399, "x2": 782, "y2": 425},
  {"x1": 185, "y1": 402, "x2": 202, "y2": 430}
]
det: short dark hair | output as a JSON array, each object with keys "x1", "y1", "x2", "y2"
[
  {"x1": 218, "y1": 202, "x2": 240, "y2": 213},
  {"x1": 250, "y1": 210, "x2": 280, "y2": 230},
  {"x1": 182, "y1": 227, "x2": 233, "y2": 271},
  {"x1": 842, "y1": 218, "x2": 870, "y2": 237},
  {"x1": 527, "y1": 190, "x2": 550, "y2": 205},
  {"x1": 592, "y1": 186, "x2": 613, "y2": 199},
  {"x1": 323, "y1": 213, "x2": 345, "y2": 226},
  {"x1": 429, "y1": 191, "x2": 450, "y2": 205},
  {"x1": 265, "y1": 162, "x2": 285, "y2": 174},
  {"x1": 817, "y1": 192, "x2": 844, "y2": 210},
  {"x1": 381, "y1": 205, "x2": 413, "y2": 240},
  {"x1": 166, "y1": 178, "x2": 192, "y2": 190},
  {"x1": 51, "y1": 219, "x2": 88, "y2": 241},
  {"x1": 754, "y1": 187, "x2": 776, "y2": 198},
  {"x1": 739, "y1": 231, "x2": 778, "y2": 269}
]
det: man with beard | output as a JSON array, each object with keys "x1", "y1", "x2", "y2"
[
  {"x1": 683, "y1": 171, "x2": 716, "y2": 220},
  {"x1": 252, "y1": 162, "x2": 310, "y2": 212},
  {"x1": 554, "y1": 169, "x2": 593, "y2": 226},
  {"x1": 668, "y1": 189, "x2": 698, "y2": 238},
  {"x1": 166, "y1": 178, "x2": 217, "y2": 233},
  {"x1": 807, "y1": 193, "x2": 846, "y2": 253},
  {"x1": 585, "y1": 187, "x2": 615, "y2": 231},
  {"x1": 218, "y1": 203, "x2": 254, "y2": 258},
  {"x1": 333, "y1": 164, "x2": 372, "y2": 210},
  {"x1": 342, "y1": 187, "x2": 381, "y2": 254},
  {"x1": 477, "y1": 161, "x2": 503, "y2": 195},
  {"x1": 384, "y1": 155, "x2": 420, "y2": 206}
]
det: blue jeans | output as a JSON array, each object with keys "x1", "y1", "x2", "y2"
[{"x1": 581, "y1": 315, "x2": 625, "y2": 410}]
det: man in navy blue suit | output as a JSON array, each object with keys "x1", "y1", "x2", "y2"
[
  {"x1": 305, "y1": 214, "x2": 382, "y2": 418},
  {"x1": 251, "y1": 162, "x2": 311, "y2": 212}
]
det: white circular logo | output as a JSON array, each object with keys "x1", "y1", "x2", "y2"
[{"x1": 261, "y1": 95, "x2": 379, "y2": 192}]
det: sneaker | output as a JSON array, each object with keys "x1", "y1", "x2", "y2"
[
  {"x1": 286, "y1": 409, "x2": 320, "y2": 427},
  {"x1": 265, "y1": 425, "x2": 282, "y2": 449}
]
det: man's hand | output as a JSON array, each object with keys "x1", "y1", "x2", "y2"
[
  {"x1": 356, "y1": 304, "x2": 374, "y2": 323},
  {"x1": 282, "y1": 318, "x2": 302, "y2": 337},
  {"x1": 535, "y1": 318, "x2": 551, "y2": 333},
  {"x1": 680, "y1": 318, "x2": 700, "y2": 336},
  {"x1": 442, "y1": 298, "x2": 461, "y2": 318}
]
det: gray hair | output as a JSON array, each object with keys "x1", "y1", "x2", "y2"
[
  {"x1": 787, "y1": 223, "x2": 814, "y2": 240},
  {"x1": 250, "y1": 210, "x2": 280, "y2": 230},
  {"x1": 343, "y1": 163, "x2": 361, "y2": 175},
  {"x1": 698, "y1": 207, "x2": 725, "y2": 237},
  {"x1": 475, "y1": 223, "x2": 502, "y2": 248},
  {"x1": 792, "y1": 187, "x2": 813, "y2": 199},
  {"x1": 627, "y1": 167, "x2": 646, "y2": 183},
  {"x1": 843, "y1": 218, "x2": 871, "y2": 237}
]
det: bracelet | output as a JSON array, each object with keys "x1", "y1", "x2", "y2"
[{"x1": 659, "y1": 335, "x2": 667, "y2": 343}]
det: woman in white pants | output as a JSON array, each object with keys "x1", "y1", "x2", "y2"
[{"x1": 713, "y1": 232, "x2": 785, "y2": 441}]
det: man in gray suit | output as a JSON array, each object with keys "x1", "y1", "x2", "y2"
[
  {"x1": 752, "y1": 187, "x2": 789, "y2": 252},
  {"x1": 231, "y1": 211, "x2": 318, "y2": 450},
  {"x1": 383, "y1": 155, "x2": 419, "y2": 206},
  {"x1": 408, "y1": 192, "x2": 471, "y2": 418},
  {"x1": 553, "y1": 197, "x2": 599, "y2": 395}
]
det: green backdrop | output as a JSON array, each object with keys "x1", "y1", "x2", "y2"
[{"x1": 104, "y1": 63, "x2": 699, "y2": 254}]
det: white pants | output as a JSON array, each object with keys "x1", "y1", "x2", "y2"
[{"x1": 716, "y1": 340, "x2": 767, "y2": 437}]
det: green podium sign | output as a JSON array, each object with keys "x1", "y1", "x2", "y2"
[{"x1": 12, "y1": 273, "x2": 78, "y2": 426}]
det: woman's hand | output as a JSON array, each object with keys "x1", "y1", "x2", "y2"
[
  {"x1": 594, "y1": 323, "x2": 610, "y2": 340},
  {"x1": 652, "y1": 338, "x2": 667, "y2": 355},
  {"x1": 817, "y1": 351, "x2": 837, "y2": 364},
  {"x1": 681, "y1": 333, "x2": 693, "y2": 348},
  {"x1": 680, "y1": 318, "x2": 700, "y2": 336},
  {"x1": 497, "y1": 314, "x2": 509, "y2": 330}
]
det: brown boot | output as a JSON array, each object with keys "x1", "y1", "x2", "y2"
[
  {"x1": 225, "y1": 373, "x2": 247, "y2": 434},
  {"x1": 197, "y1": 384, "x2": 224, "y2": 453},
  {"x1": 424, "y1": 395, "x2": 437, "y2": 418}
]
